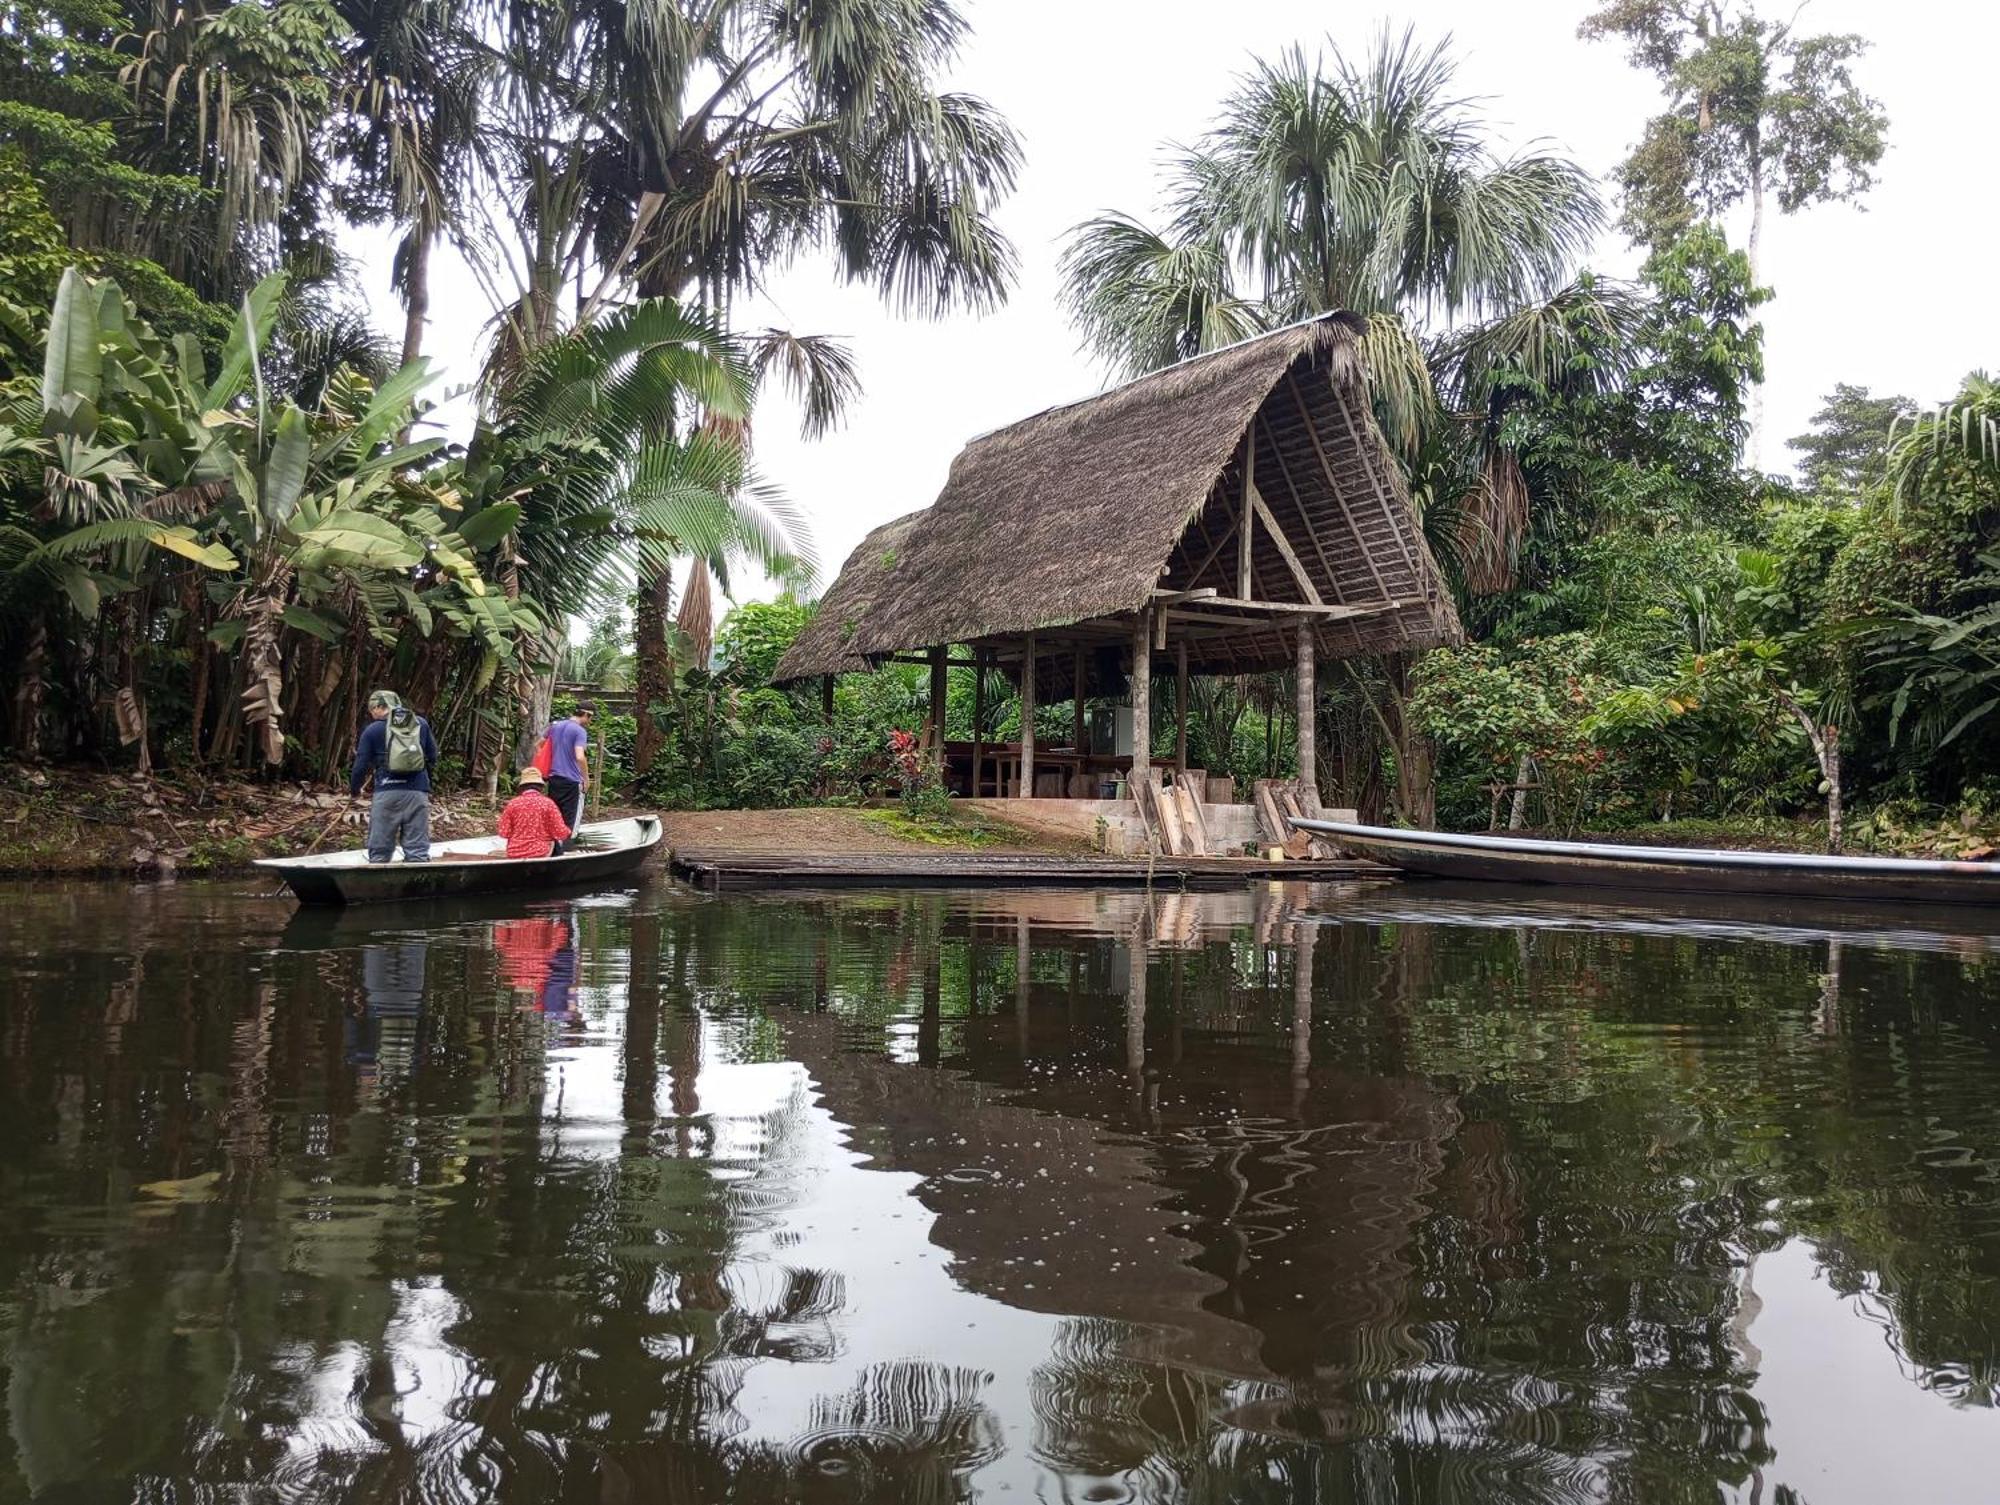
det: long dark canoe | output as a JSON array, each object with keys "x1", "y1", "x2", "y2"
[
  {"x1": 1299, "y1": 880, "x2": 2000, "y2": 956},
  {"x1": 257, "y1": 816, "x2": 663, "y2": 906},
  {"x1": 1290, "y1": 818, "x2": 2000, "y2": 906}
]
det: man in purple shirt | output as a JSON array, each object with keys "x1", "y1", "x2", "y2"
[{"x1": 542, "y1": 702, "x2": 594, "y2": 853}]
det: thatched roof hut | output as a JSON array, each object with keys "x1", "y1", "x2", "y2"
[
  {"x1": 780, "y1": 510, "x2": 929, "y2": 677},
  {"x1": 777, "y1": 313, "x2": 1461, "y2": 686},
  {"x1": 777, "y1": 311, "x2": 1464, "y2": 800}
]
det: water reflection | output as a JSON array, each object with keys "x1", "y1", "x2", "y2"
[{"x1": 0, "y1": 880, "x2": 1995, "y2": 1501}]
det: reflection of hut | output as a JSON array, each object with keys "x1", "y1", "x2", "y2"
[
  {"x1": 936, "y1": 882, "x2": 1385, "y2": 952},
  {"x1": 780, "y1": 924, "x2": 1460, "y2": 1392},
  {"x1": 777, "y1": 315, "x2": 1461, "y2": 803},
  {"x1": 781, "y1": 1010, "x2": 1268, "y2": 1378}
]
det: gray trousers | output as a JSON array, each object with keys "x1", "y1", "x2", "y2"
[{"x1": 366, "y1": 788, "x2": 432, "y2": 863}]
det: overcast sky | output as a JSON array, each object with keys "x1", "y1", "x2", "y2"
[{"x1": 398, "y1": 0, "x2": 2000, "y2": 610}]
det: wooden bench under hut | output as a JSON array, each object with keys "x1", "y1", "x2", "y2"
[{"x1": 775, "y1": 311, "x2": 1463, "y2": 860}]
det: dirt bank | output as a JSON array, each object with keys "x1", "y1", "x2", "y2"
[
  {"x1": 0, "y1": 769, "x2": 1086, "y2": 881},
  {"x1": 0, "y1": 767, "x2": 520, "y2": 879},
  {"x1": 657, "y1": 805, "x2": 1088, "y2": 857}
]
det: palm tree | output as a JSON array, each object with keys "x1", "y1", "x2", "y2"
[
  {"x1": 472, "y1": 299, "x2": 814, "y2": 779},
  {"x1": 331, "y1": 0, "x2": 486, "y2": 367},
  {"x1": 1061, "y1": 28, "x2": 1600, "y2": 376},
  {"x1": 1889, "y1": 373, "x2": 2000, "y2": 508},
  {"x1": 518, "y1": 0, "x2": 1024, "y2": 318},
  {"x1": 121, "y1": 0, "x2": 348, "y2": 293},
  {"x1": 1058, "y1": 29, "x2": 1607, "y2": 826},
  {"x1": 465, "y1": 0, "x2": 1020, "y2": 763}
]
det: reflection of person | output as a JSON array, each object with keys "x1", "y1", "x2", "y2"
[
  {"x1": 539, "y1": 933, "x2": 578, "y2": 1018},
  {"x1": 541, "y1": 702, "x2": 594, "y2": 853},
  {"x1": 350, "y1": 940, "x2": 427, "y2": 1080},
  {"x1": 496, "y1": 915, "x2": 578, "y2": 1017},
  {"x1": 498, "y1": 767, "x2": 572, "y2": 858},
  {"x1": 349, "y1": 689, "x2": 438, "y2": 863}
]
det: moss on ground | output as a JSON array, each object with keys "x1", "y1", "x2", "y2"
[{"x1": 859, "y1": 807, "x2": 1001, "y2": 848}]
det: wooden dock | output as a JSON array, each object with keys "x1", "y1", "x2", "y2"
[{"x1": 669, "y1": 848, "x2": 1397, "y2": 890}]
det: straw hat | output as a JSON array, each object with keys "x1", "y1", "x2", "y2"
[{"x1": 516, "y1": 766, "x2": 546, "y2": 787}]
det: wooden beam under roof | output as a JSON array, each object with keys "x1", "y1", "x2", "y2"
[
  {"x1": 1284, "y1": 371, "x2": 1392, "y2": 601},
  {"x1": 1255, "y1": 412, "x2": 1345, "y2": 605},
  {"x1": 1179, "y1": 492, "x2": 1239, "y2": 590},
  {"x1": 1175, "y1": 596, "x2": 1401, "y2": 619},
  {"x1": 1245, "y1": 480, "x2": 1323, "y2": 605}
]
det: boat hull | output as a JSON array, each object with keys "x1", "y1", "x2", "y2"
[
  {"x1": 1292, "y1": 819, "x2": 2000, "y2": 906},
  {"x1": 258, "y1": 817, "x2": 664, "y2": 906}
]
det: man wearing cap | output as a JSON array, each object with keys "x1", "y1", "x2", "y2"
[
  {"x1": 541, "y1": 702, "x2": 594, "y2": 854},
  {"x1": 349, "y1": 689, "x2": 439, "y2": 863}
]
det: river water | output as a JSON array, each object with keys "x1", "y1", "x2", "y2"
[{"x1": 0, "y1": 877, "x2": 1996, "y2": 1503}]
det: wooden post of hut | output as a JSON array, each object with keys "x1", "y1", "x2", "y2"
[
  {"x1": 1175, "y1": 640, "x2": 1189, "y2": 776},
  {"x1": 1018, "y1": 630, "x2": 1037, "y2": 798},
  {"x1": 1016, "y1": 913, "x2": 1032, "y2": 1056},
  {"x1": 970, "y1": 647, "x2": 986, "y2": 798},
  {"x1": 1130, "y1": 610, "x2": 1151, "y2": 793},
  {"x1": 1125, "y1": 928, "x2": 1147, "y2": 1085},
  {"x1": 821, "y1": 675, "x2": 835, "y2": 725},
  {"x1": 1292, "y1": 924, "x2": 1314, "y2": 1112},
  {"x1": 1295, "y1": 619, "x2": 1316, "y2": 795},
  {"x1": 926, "y1": 644, "x2": 947, "y2": 771},
  {"x1": 1071, "y1": 644, "x2": 1086, "y2": 766},
  {"x1": 1238, "y1": 429, "x2": 1256, "y2": 599}
]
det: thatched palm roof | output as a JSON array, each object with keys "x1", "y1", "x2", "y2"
[
  {"x1": 777, "y1": 510, "x2": 928, "y2": 677},
  {"x1": 776, "y1": 313, "x2": 1461, "y2": 682}
]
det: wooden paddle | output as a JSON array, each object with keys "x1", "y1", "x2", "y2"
[
  {"x1": 302, "y1": 797, "x2": 360, "y2": 856},
  {"x1": 261, "y1": 796, "x2": 357, "y2": 898}
]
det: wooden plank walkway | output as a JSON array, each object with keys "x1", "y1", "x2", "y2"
[{"x1": 670, "y1": 848, "x2": 1398, "y2": 891}]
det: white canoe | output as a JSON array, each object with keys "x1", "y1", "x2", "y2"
[{"x1": 256, "y1": 816, "x2": 664, "y2": 906}]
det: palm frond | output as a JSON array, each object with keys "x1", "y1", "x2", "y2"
[
  {"x1": 1058, "y1": 213, "x2": 1264, "y2": 379},
  {"x1": 749, "y1": 329, "x2": 862, "y2": 440},
  {"x1": 1889, "y1": 374, "x2": 2000, "y2": 509}
]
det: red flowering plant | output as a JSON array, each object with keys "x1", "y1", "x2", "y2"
[{"x1": 888, "y1": 729, "x2": 951, "y2": 820}]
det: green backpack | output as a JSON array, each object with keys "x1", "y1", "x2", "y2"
[{"x1": 385, "y1": 705, "x2": 426, "y2": 774}]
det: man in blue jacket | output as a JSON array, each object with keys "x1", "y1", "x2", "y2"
[{"x1": 349, "y1": 689, "x2": 440, "y2": 863}]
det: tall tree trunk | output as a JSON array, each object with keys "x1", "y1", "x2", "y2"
[
  {"x1": 1379, "y1": 653, "x2": 1436, "y2": 828},
  {"x1": 633, "y1": 561, "x2": 674, "y2": 778},
  {"x1": 400, "y1": 222, "x2": 432, "y2": 369},
  {"x1": 1745, "y1": 155, "x2": 1766, "y2": 472},
  {"x1": 1508, "y1": 752, "x2": 1533, "y2": 829},
  {"x1": 10, "y1": 621, "x2": 46, "y2": 757},
  {"x1": 1773, "y1": 687, "x2": 1842, "y2": 854}
]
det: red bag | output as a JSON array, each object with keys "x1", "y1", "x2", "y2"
[{"x1": 532, "y1": 736, "x2": 554, "y2": 777}]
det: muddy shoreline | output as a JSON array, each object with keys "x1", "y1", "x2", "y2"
[
  {"x1": 5, "y1": 768, "x2": 1984, "y2": 883},
  {"x1": 0, "y1": 768, "x2": 643, "y2": 881}
]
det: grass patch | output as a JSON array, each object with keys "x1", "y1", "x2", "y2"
[
  {"x1": 1576, "y1": 816, "x2": 1833, "y2": 853},
  {"x1": 860, "y1": 807, "x2": 1000, "y2": 848}
]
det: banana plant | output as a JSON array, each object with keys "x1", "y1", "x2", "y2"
[{"x1": 5, "y1": 265, "x2": 540, "y2": 766}]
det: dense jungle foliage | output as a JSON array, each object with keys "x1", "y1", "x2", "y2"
[{"x1": 0, "y1": 1, "x2": 1992, "y2": 853}]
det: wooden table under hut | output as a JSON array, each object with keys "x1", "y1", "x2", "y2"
[{"x1": 774, "y1": 311, "x2": 1464, "y2": 861}]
